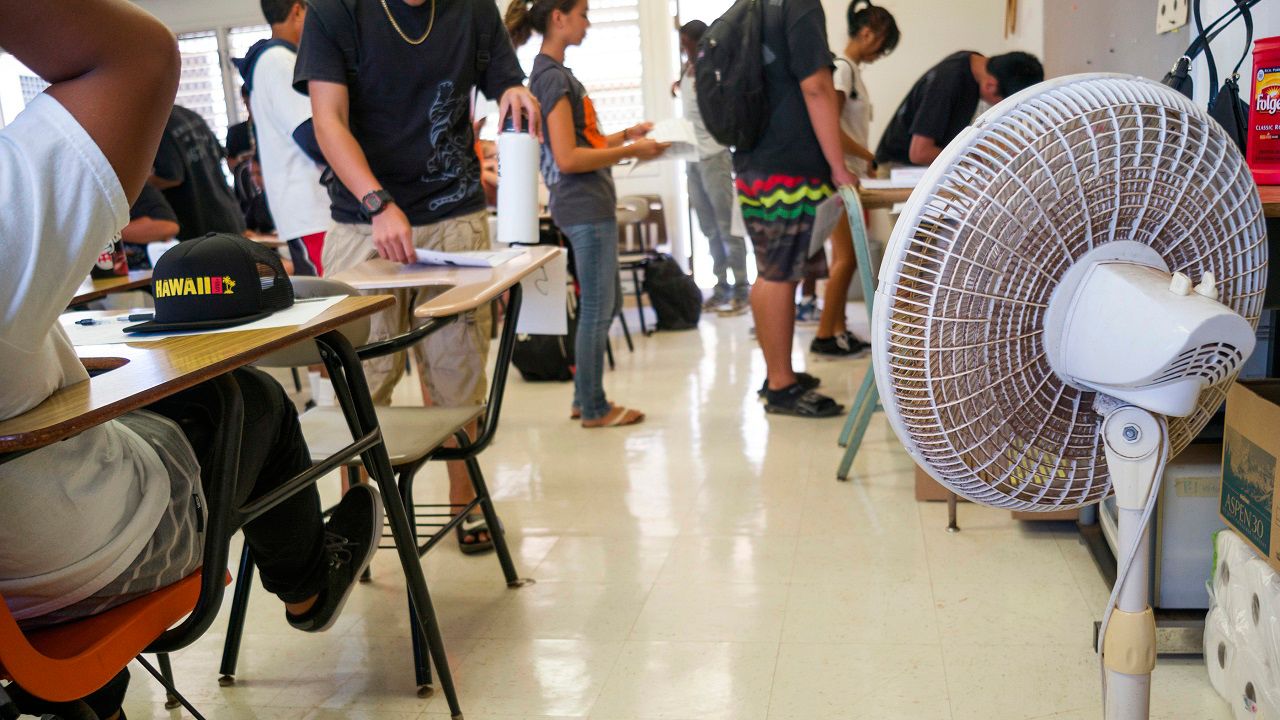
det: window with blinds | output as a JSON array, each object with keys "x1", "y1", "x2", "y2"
[{"x1": 177, "y1": 31, "x2": 231, "y2": 145}]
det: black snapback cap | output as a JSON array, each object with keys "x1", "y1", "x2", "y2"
[{"x1": 125, "y1": 233, "x2": 294, "y2": 334}]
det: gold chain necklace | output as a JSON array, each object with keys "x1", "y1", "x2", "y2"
[{"x1": 379, "y1": 0, "x2": 436, "y2": 45}]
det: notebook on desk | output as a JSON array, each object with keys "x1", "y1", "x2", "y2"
[{"x1": 413, "y1": 248, "x2": 523, "y2": 268}]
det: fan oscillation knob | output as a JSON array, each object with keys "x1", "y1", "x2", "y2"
[
  {"x1": 1168, "y1": 272, "x2": 1192, "y2": 296},
  {"x1": 1195, "y1": 272, "x2": 1219, "y2": 301}
]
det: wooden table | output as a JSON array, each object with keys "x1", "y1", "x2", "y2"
[
  {"x1": 0, "y1": 296, "x2": 391, "y2": 452},
  {"x1": 70, "y1": 269, "x2": 152, "y2": 306},
  {"x1": 329, "y1": 245, "x2": 562, "y2": 317},
  {"x1": 1259, "y1": 185, "x2": 1280, "y2": 218},
  {"x1": 858, "y1": 186, "x2": 914, "y2": 212}
]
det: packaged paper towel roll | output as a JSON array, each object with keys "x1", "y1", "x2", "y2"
[
  {"x1": 497, "y1": 128, "x2": 540, "y2": 245},
  {"x1": 1207, "y1": 606, "x2": 1238, "y2": 699},
  {"x1": 1228, "y1": 646, "x2": 1278, "y2": 720}
]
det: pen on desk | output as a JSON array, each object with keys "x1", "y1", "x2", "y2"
[{"x1": 73, "y1": 313, "x2": 153, "y2": 326}]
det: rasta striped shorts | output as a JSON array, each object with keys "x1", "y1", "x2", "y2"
[{"x1": 735, "y1": 172, "x2": 833, "y2": 282}]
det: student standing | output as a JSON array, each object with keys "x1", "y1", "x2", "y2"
[
  {"x1": 734, "y1": 0, "x2": 855, "y2": 418},
  {"x1": 507, "y1": 0, "x2": 667, "y2": 428},
  {"x1": 675, "y1": 20, "x2": 750, "y2": 316},
  {"x1": 239, "y1": 0, "x2": 331, "y2": 276},
  {"x1": 151, "y1": 105, "x2": 247, "y2": 239},
  {"x1": 810, "y1": 0, "x2": 898, "y2": 357},
  {"x1": 876, "y1": 50, "x2": 1043, "y2": 167},
  {"x1": 0, "y1": 2, "x2": 382, "y2": 714},
  {"x1": 296, "y1": 0, "x2": 539, "y2": 551}
]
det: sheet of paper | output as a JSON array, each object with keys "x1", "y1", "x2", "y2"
[
  {"x1": 861, "y1": 178, "x2": 917, "y2": 190},
  {"x1": 649, "y1": 118, "x2": 699, "y2": 162},
  {"x1": 516, "y1": 251, "x2": 569, "y2": 335},
  {"x1": 413, "y1": 248, "x2": 523, "y2": 267},
  {"x1": 61, "y1": 295, "x2": 347, "y2": 346},
  {"x1": 889, "y1": 166, "x2": 927, "y2": 185},
  {"x1": 808, "y1": 194, "x2": 846, "y2": 258}
]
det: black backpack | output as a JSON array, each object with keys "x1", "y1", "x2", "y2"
[
  {"x1": 512, "y1": 302, "x2": 577, "y2": 382},
  {"x1": 694, "y1": 0, "x2": 767, "y2": 151},
  {"x1": 643, "y1": 254, "x2": 702, "y2": 331}
]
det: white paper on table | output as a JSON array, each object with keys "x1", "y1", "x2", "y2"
[
  {"x1": 808, "y1": 194, "x2": 846, "y2": 258},
  {"x1": 516, "y1": 251, "x2": 569, "y2": 335},
  {"x1": 413, "y1": 248, "x2": 523, "y2": 267},
  {"x1": 61, "y1": 295, "x2": 347, "y2": 346},
  {"x1": 861, "y1": 178, "x2": 917, "y2": 190},
  {"x1": 889, "y1": 166, "x2": 927, "y2": 184}
]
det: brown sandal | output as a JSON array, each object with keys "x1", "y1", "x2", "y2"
[
  {"x1": 582, "y1": 405, "x2": 645, "y2": 428},
  {"x1": 570, "y1": 406, "x2": 581, "y2": 420}
]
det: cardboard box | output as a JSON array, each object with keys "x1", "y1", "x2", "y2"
[
  {"x1": 914, "y1": 464, "x2": 967, "y2": 503},
  {"x1": 1220, "y1": 380, "x2": 1280, "y2": 574}
]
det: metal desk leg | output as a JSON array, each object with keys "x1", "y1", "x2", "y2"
[{"x1": 317, "y1": 331, "x2": 464, "y2": 719}]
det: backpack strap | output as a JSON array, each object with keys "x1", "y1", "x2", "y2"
[
  {"x1": 473, "y1": 0, "x2": 491, "y2": 77},
  {"x1": 833, "y1": 57, "x2": 857, "y2": 100},
  {"x1": 303, "y1": 0, "x2": 360, "y2": 93}
]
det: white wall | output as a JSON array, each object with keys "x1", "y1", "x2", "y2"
[
  {"x1": 1191, "y1": 1, "x2": 1280, "y2": 111},
  {"x1": 821, "y1": 0, "x2": 1045, "y2": 148},
  {"x1": 133, "y1": 0, "x2": 263, "y2": 33}
]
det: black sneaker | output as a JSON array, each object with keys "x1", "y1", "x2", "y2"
[
  {"x1": 287, "y1": 484, "x2": 383, "y2": 633},
  {"x1": 810, "y1": 333, "x2": 870, "y2": 357}
]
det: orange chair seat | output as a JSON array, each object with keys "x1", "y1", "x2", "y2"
[{"x1": 0, "y1": 570, "x2": 229, "y2": 703}]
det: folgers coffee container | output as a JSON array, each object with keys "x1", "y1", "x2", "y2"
[
  {"x1": 1247, "y1": 37, "x2": 1280, "y2": 184},
  {"x1": 90, "y1": 234, "x2": 128, "y2": 279}
]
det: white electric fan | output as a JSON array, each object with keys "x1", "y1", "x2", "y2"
[{"x1": 873, "y1": 73, "x2": 1267, "y2": 719}]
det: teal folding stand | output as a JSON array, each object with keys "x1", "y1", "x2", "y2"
[{"x1": 835, "y1": 185, "x2": 882, "y2": 481}]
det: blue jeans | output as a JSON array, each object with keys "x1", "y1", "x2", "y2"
[
  {"x1": 688, "y1": 151, "x2": 749, "y2": 299},
  {"x1": 562, "y1": 220, "x2": 620, "y2": 421}
]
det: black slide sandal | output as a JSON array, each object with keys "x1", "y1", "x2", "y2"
[
  {"x1": 457, "y1": 514, "x2": 496, "y2": 555},
  {"x1": 758, "y1": 372, "x2": 820, "y2": 398},
  {"x1": 764, "y1": 383, "x2": 844, "y2": 418}
]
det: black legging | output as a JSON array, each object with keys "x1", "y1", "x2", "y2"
[{"x1": 144, "y1": 367, "x2": 325, "y2": 604}]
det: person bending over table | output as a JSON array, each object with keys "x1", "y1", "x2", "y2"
[
  {"x1": 0, "y1": 2, "x2": 382, "y2": 716},
  {"x1": 874, "y1": 50, "x2": 1043, "y2": 168},
  {"x1": 297, "y1": 0, "x2": 541, "y2": 552}
]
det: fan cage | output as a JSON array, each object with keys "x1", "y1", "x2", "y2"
[{"x1": 874, "y1": 74, "x2": 1267, "y2": 511}]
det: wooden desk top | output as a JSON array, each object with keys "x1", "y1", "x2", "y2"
[
  {"x1": 1259, "y1": 185, "x2": 1280, "y2": 218},
  {"x1": 0, "y1": 295, "x2": 393, "y2": 453},
  {"x1": 70, "y1": 270, "x2": 152, "y2": 306},
  {"x1": 244, "y1": 230, "x2": 286, "y2": 247},
  {"x1": 328, "y1": 245, "x2": 563, "y2": 318},
  {"x1": 858, "y1": 186, "x2": 914, "y2": 212}
]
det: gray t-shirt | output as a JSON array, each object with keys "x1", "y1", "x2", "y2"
[{"x1": 528, "y1": 54, "x2": 617, "y2": 228}]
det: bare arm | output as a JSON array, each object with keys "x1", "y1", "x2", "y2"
[
  {"x1": 908, "y1": 135, "x2": 944, "y2": 166},
  {"x1": 121, "y1": 217, "x2": 180, "y2": 245},
  {"x1": 310, "y1": 79, "x2": 417, "y2": 264},
  {"x1": 800, "y1": 68, "x2": 856, "y2": 187},
  {"x1": 0, "y1": 0, "x2": 180, "y2": 202},
  {"x1": 833, "y1": 91, "x2": 876, "y2": 166},
  {"x1": 545, "y1": 99, "x2": 664, "y2": 174}
]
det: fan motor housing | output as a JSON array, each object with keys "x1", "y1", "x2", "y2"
[{"x1": 1045, "y1": 245, "x2": 1254, "y2": 418}]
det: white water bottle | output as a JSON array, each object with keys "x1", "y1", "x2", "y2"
[{"x1": 497, "y1": 116, "x2": 540, "y2": 245}]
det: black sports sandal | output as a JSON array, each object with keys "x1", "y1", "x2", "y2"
[
  {"x1": 764, "y1": 383, "x2": 844, "y2": 418},
  {"x1": 758, "y1": 372, "x2": 820, "y2": 398}
]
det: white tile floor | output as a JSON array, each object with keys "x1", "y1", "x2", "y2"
[{"x1": 122, "y1": 307, "x2": 1232, "y2": 719}]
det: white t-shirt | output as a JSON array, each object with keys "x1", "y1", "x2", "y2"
[
  {"x1": 0, "y1": 95, "x2": 172, "y2": 620},
  {"x1": 679, "y1": 71, "x2": 728, "y2": 161},
  {"x1": 833, "y1": 56, "x2": 872, "y2": 175},
  {"x1": 250, "y1": 45, "x2": 331, "y2": 241}
]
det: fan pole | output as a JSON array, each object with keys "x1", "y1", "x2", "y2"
[{"x1": 1099, "y1": 407, "x2": 1165, "y2": 720}]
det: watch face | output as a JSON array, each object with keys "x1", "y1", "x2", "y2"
[{"x1": 362, "y1": 192, "x2": 384, "y2": 215}]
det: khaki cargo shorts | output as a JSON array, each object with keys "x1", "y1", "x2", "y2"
[{"x1": 323, "y1": 211, "x2": 492, "y2": 407}]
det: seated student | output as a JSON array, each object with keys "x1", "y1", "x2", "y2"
[
  {"x1": 0, "y1": 1, "x2": 382, "y2": 716},
  {"x1": 875, "y1": 50, "x2": 1043, "y2": 167},
  {"x1": 151, "y1": 104, "x2": 248, "y2": 239},
  {"x1": 121, "y1": 183, "x2": 180, "y2": 270}
]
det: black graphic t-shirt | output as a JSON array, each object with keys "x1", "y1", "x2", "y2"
[
  {"x1": 153, "y1": 106, "x2": 247, "y2": 239},
  {"x1": 294, "y1": 0, "x2": 526, "y2": 225}
]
